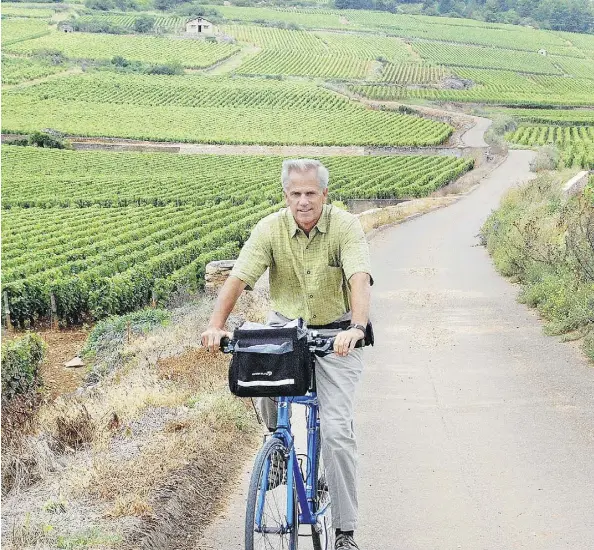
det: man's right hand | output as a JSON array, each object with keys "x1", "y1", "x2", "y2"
[{"x1": 201, "y1": 327, "x2": 233, "y2": 353}]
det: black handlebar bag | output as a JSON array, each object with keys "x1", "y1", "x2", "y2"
[{"x1": 228, "y1": 326, "x2": 311, "y2": 397}]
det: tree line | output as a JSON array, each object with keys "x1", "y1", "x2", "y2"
[{"x1": 335, "y1": 0, "x2": 594, "y2": 34}]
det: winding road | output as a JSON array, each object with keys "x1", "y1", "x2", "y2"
[{"x1": 196, "y1": 120, "x2": 594, "y2": 549}]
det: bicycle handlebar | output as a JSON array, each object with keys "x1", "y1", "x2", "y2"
[{"x1": 220, "y1": 330, "x2": 364, "y2": 356}]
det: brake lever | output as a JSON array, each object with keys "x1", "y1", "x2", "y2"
[{"x1": 220, "y1": 337, "x2": 235, "y2": 354}]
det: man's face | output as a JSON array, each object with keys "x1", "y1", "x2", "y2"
[{"x1": 284, "y1": 169, "x2": 328, "y2": 232}]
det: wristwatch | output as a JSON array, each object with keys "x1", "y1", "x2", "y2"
[{"x1": 347, "y1": 323, "x2": 366, "y2": 334}]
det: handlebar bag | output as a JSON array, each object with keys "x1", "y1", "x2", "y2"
[{"x1": 229, "y1": 326, "x2": 311, "y2": 397}]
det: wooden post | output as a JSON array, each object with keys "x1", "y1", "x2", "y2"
[
  {"x1": 127, "y1": 320, "x2": 131, "y2": 344},
  {"x1": 151, "y1": 290, "x2": 157, "y2": 309},
  {"x1": 3, "y1": 291, "x2": 12, "y2": 332},
  {"x1": 50, "y1": 293, "x2": 58, "y2": 330}
]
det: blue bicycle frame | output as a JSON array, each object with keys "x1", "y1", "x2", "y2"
[{"x1": 254, "y1": 393, "x2": 324, "y2": 534}]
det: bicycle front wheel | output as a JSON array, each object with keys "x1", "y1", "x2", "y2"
[
  {"x1": 312, "y1": 430, "x2": 334, "y2": 550},
  {"x1": 245, "y1": 436, "x2": 299, "y2": 550}
]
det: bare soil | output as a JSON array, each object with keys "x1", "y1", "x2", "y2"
[{"x1": 39, "y1": 329, "x2": 89, "y2": 400}]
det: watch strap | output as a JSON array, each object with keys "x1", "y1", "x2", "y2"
[{"x1": 347, "y1": 323, "x2": 366, "y2": 333}]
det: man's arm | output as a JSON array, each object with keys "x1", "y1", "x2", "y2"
[
  {"x1": 334, "y1": 272, "x2": 371, "y2": 357},
  {"x1": 201, "y1": 275, "x2": 247, "y2": 352}
]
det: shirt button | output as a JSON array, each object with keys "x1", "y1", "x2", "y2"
[
  {"x1": 309, "y1": 294, "x2": 313, "y2": 298},
  {"x1": 313, "y1": 315, "x2": 317, "y2": 319},
  {"x1": 307, "y1": 270, "x2": 311, "y2": 274}
]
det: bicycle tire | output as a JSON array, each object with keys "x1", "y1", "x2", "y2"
[
  {"x1": 245, "y1": 436, "x2": 299, "y2": 550},
  {"x1": 311, "y1": 430, "x2": 334, "y2": 550}
]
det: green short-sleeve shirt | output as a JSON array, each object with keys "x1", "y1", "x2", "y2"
[{"x1": 231, "y1": 204, "x2": 373, "y2": 325}]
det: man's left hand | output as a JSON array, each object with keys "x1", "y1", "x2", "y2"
[{"x1": 333, "y1": 328, "x2": 365, "y2": 357}]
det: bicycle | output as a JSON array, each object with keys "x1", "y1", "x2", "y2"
[{"x1": 222, "y1": 330, "x2": 364, "y2": 550}]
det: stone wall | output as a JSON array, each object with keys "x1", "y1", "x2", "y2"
[{"x1": 562, "y1": 171, "x2": 590, "y2": 199}]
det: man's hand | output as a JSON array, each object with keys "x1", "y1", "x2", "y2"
[
  {"x1": 333, "y1": 328, "x2": 365, "y2": 357},
  {"x1": 201, "y1": 326, "x2": 233, "y2": 353}
]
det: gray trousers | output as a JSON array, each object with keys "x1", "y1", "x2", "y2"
[{"x1": 259, "y1": 313, "x2": 364, "y2": 532}]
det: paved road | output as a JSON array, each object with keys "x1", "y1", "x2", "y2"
[
  {"x1": 197, "y1": 150, "x2": 594, "y2": 549},
  {"x1": 460, "y1": 116, "x2": 491, "y2": 147},
  {"x1": 359, "y1": 150, "x2": 594, "y2": 549}
]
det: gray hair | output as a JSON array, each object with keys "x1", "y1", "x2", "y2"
[{"x1": 281, "y1": 159, "x2": 329, "y2": 191}]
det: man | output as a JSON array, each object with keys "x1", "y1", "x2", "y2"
[{"x1": 201, "y1": 158, "x2": 373, "y2": 550}]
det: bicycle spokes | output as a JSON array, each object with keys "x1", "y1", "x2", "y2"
[{"x1": 248, "y1": 443, "x2": 297, "y2": 550}]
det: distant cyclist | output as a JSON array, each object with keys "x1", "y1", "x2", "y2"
[{"x1": 201, "y1": 158, "x2": 373, "y2": 550}]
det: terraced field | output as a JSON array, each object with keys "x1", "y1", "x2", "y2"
[
  {"x1": 2, "y1": 73, "x2": 454, "y2": 145},
  {"x1": 225, "y1": 25, "x2": 413, "y2": 78},
  {"x1": 2, "y1": 4, "x2": 593, "y2": 326},
  {"x1": 4, "y1": 31, "x2": 240, "y2": 68},
  {"x1": 506, "y1": 126, "x2": 594, "y2": 169},
  {"x1": 1, "y1": 55, "x2": 69, "y2": 85},
  {"x1": 1, "y1": 18, "x2": 51, "y2": 45},
  {"x1": 1, "y1": 147, "x2": 472, "y2": 322},
  {"x1": 74, "y1": 13, "x2": 186, "y2": 32},
  {"x1": 350, "y1": 68, "x2": 594, "y2": 107}
]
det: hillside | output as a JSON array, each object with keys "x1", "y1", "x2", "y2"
[{"x1": 1, "y1": 2, "x2": 593, "y2": 547}]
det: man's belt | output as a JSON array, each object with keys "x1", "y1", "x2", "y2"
[{"x1": 309, "y1": 321, "x2": 352, "y2": 330}]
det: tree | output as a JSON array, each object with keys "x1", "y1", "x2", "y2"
[
  {"x1": 133, "y1": 14, "x2": 155, "y2": 32},
  {"x1": 153, "y1": 0, "x2": 183, "y2": 11},
  {"x1": 84, "y1": 0, "x2": 114, "y2": 10}
]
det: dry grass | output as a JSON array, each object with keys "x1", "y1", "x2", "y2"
[{"x1": 1, "y1": 291, "x2": 268, "y2": 549}]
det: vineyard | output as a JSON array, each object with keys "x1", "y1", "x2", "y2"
[
  {"x1": 2, "y1": 3, "x2": 594, "y2": 327},
  {"x1": 225, "y1": 25, "x2": 412, "y2": 78},
  {"x1": 1, "y1": 55, "x2": 69, "y2": 85},
  {"x1": 74, "y1": 13, "x2": 186, "y2": 33},
  {"x1": 411, "y1": 41, "x2": 562, "y2": 75},
  {"x1": 375, "y1": 63, "x2": 446, "y2": 84},
  {"x1": 0, "y1": 4, "x2": 56, "y2": 18},
  {"x1": 506, "y1": 126, "x2": 594, "y2": 169},
  {"x1": 4, "y1": 31, "x2": 240, "y2": 68},
  {"x1": 349, "y1": 68, "x2": 594, "y2": 107},
  {"x1": 2, "y1": 74, "x2": 454, "y2": 146},
  {"x1": 1, "y1": 147, "x2": 473, "y2": 323},
  {"x1": 1, "y1": 18, "x2": 51, "y2": 45},
  {"x1": 501, "y1": 109, "x2": 594, "y2": 125}
]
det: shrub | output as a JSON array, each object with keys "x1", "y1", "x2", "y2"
[
  {"x1": 1, "y1": 333, "x2": 46, "y2": 402},
  {"x1": 133, "y1": 14, "x2": 155, "y2": 33},
  {"x1": 530, "y1": 145, "x2": 560, "y2": 172},
  {"x1": 84, "y1": 0, "x2": 115, "y2": 10},
  {"x1": 481, "y1": 172, "x2": 594, "y2": 363},
  {"x1": 83, "y1": 308, "x2": 170, "y2": 357},
  {"x1": 28, "y1": 131, "x2": 70, "y2": 149},
  {"x1": 144, "y1": 62, "x2": 184, "y2": 75}
]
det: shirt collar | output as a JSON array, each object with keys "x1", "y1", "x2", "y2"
[{"x1": 287, "y1": 204, "x2": 330, "y2": 237}]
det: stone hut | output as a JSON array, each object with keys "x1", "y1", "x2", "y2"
[
  {"x1": 59, "y1": 22, "x2": 74, "y2": 33},
  {"x1": 185, "y1": 17, "x2": 215, "y2": 35},
  {"x1": 538, "y1": 48, "x2": 548, "y2": 56}
]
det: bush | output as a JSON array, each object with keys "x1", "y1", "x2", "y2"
[
  {"x1": 1, "y1": 333, "x2": 46, "y2": 402},
  {"x1": 84, "y1": 0, "x2": 115, "y2": 10},
  {"x1": 7, "y1": 131, "x2": 71, "y2": 149},
  {"x1": 530, "y1": 145, "x2": 560, "y2": 172},
  {"x1": 28, "y1": 131, "x2": 70, "y2": 149},
  {"x1": 144, "y1": 62, "x2": 184, "y2": 75},
  {"x1": 82, "y1": 308, "x2": 170, "y2": 357},
  {"x1": 73, "y1": 18, "x2": 128, "y2": 34},
  {"x1": 133, "y1": 14, "x2": 155, "y2": 33},
  {"x1": 481, "y1": 172, "x2": 594, "y2": 363}
]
